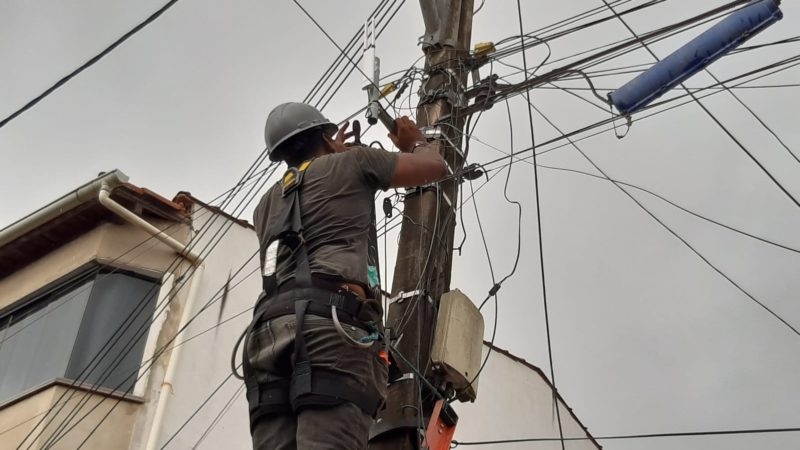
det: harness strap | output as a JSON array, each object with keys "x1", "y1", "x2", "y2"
[
  {"x1": 246, "y1": 378, "x2": 292, "y2": 425},
  {"x1": 255, "y1": 286, "x2": 366, "y2": 324},
  {"x1": 262, "y1": 160, "x2": 314, "y2": 292},
  {"x1": 292, "y1": 300, "x2": 313, "y2": 396},
  {"x1": 244, "y1": 158, "x2": 384, "y2": 421},
  {"x1": 292, "y1": 369, "x2": 384, "y2": 416}
]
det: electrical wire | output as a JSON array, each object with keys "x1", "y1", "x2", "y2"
[
  {"x1": 291, "y1": 0, "x2": 403, "y2": 117},
  {"x1": 30, "y1": 159, "x2": 280, "y2": 449},
  {"x1": 318, "y1": 0, "x2": 407, "y2": 112},
  {"x1": 536, "y1": 164, "x2": 800, "y2": 255},
  {"x1": 600, "y1": 0, "x2": 800, "y2": 210},
  {"x1": 431, "y1": 120, "x2": 800, "y2": 257},
  {"x1": 479, "y1": 0, "x2": 756, "y2": 113},
  {"x1": 0, "y1": 0, "x2": 182, "y2": 129},
  {"x1": 190, "y1": 383, "x2": 245, "y2": 449},
  {"x1": 20, "y1": 9, "x2": 416, "y2": 440},
  {"x1": 513, "y1": 2, "x2": 566, "y2": 448},
  {"x1": 158, "y1": 368, "x2": 240, "y2": 449},
  {"x1": 28, "y1": 31, "x2": 426, "y2": 444},
  {"x1": 35, "y1": 43, "x2": 428, "y2": 450},
  {"x1": 526, "y1": 97, "x2": 800, "y2": 338},
  {"x1": 18, "y1": 158, "x2": 277, "y2": 449},
  {"x1": 478, "y1": 52, "x2": 800, "y2": 172},
  {"x1": 452, "y1": 426, "x2": 800, "y2": 446},
  {"x1": 303, "y1": 0, "x2": 391, "y2": 105}
]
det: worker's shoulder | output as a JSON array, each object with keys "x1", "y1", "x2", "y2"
[{"x1": 311, "y1": 146, "x2": 374, "y2": 169}]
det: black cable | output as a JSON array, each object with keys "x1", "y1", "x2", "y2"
[
  {"x1": 514, "y1": 3, "x2": 566, "y2": 448},
  {"x1": 303, "y1": 0, "x2": 390, "y2": 105},
  {"x1": 493, "y1": 0, "x2": 667, "y2": 62},
  {"x1": 190, "y1": 383, "x2": 245, "y2": 449},
  {"x1": 459, "y1": 179, "x2": 498, "y2": 396},
  {"x1": 291, "y1": 0, "x2": 402, "y2": 116},
  {"x1": 158, "y1": 368, "x2": 239, "y2": 449},
  {"x1": 600, "y1": 0, "x2": 800, "y2": 210},
  {"x1": 36, "y1": 59, "x2": 423, "y2": 444},
  {"x1": 452, "y1": 426, "x2": 800, "y2": 446},
  {"x1": 479, "y1": 52, "x2": 800, "y2": 171},
  {"x1": 20, "y1": 157, "x2": 276, "y2": 449},
  {"x1": 313, "y1": 0, "x2": 399, "y2": 110},
  {"x1": 527, "y1": 98, "x2": 800, "y2": 338},
  {"x1": 486, "y1": 0, "x2": 755, "y2": 109},
  {"x1": 430, "y1": 118, "x2": 800, "y2": 258},
  {"x1": 537, "y1": 164, "x2": 800, "y2": 255},
  {"x1": 0, "y1": 0, "x2": 182, "y2": 129},
  {"x1": 317, "y1": 0, "x2": 407, "y2": 112},
  {"x1": 0, "y1": 162, "x2": 272, "y2": 348},
  {"x1": 23, "y1": 14, "x2": 418, "y2": 442},
  {"x1": 33, "y1": 162, "x2": 279, "y2": 450},
  {"x1": 31, "y1": 44, "x2": 413, "y2": 442},
  {"x1": 705, "y1": 65, "x2": 800, "y2": 166}
]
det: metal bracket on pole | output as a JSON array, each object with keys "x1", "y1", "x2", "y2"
[
  {"x1": 422, "y1": 399, "x2": 459, "y2": 450},
  {"x1": 362, "y1": 18, "x2": 397, "y2": 135},
  {"x1": 389, "y1": 290, "x2": 431, "y2": 305}
]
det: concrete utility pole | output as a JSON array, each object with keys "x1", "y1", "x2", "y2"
[{"x1": 370, "y1": 1, "x2": 474, "y2": 448}]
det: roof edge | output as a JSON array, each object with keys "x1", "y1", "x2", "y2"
[
  {"x1": 483, "y1": 341, "x2": 602, "y2": 449},
  {"x1": 0, "y1": 170, "x2": 129, "y2": 249},
  {"x1": 173, "y1": 192, "x2": 254, "y2": 230}
]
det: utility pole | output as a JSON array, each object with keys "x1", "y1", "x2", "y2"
[{"x1": 370, "y1": 1, "x2": 474, "y2": 448}]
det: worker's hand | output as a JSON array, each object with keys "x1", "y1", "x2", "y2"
[
  {"x1": 328, "y1": 121, "x2": 355, "y2": 153},
  {"x1": 389, "y1": 116, "x2": 426, "y2": 153}
]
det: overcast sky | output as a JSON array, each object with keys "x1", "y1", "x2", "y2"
[{"x1": 2, "y1": 1, "x2": 800, "y2": 449}]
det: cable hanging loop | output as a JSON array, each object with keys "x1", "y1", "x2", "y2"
[{"x1": 331, "y1": 305, "x2": 379, "y2": 348}]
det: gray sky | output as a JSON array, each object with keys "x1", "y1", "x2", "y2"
[{"x1": 2, "y1": 1, "x2": 799, "y2": 449}]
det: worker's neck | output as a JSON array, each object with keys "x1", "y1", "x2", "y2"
[{"x1": 288, "y1": 145, "x2": 330, "y2": 168}]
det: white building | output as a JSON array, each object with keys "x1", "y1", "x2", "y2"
[{"x1": 0, "y1": 171, "x2": 599, "y2": 449}]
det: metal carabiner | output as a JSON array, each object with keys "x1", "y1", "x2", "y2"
[{"x1": 331, "y1": 305, "x2": 377, "y2": 349}]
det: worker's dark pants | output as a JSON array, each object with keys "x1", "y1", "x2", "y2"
[{"x1": 246, "y1": 313, "x2": 388, "y2": 450}]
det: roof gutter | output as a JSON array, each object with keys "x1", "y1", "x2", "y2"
[
  {"x1": 1, "y1": 170, "x2": 206, "y2": 449},
  {"x1": 0, "y1": 170, "x2": 129, "y2": 250},
  {"x1": 97, "y1": 186, "x2": 201, "y2": 264}
]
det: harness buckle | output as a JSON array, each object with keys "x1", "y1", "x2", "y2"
[
  {"x1": 281, "y1": 159, "x2": 313, "y2": 197},
  {"x1": 281, "y1": 167, "x2": 302, "y2": 197}
]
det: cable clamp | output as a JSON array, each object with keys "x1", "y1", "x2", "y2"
[{"x1": 389, "y1": 290, "x2": 430, "y2": 305}]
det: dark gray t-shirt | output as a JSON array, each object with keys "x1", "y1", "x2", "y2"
[{"x1": 253, "y1": 146, "x2": 398, "y2": 295}]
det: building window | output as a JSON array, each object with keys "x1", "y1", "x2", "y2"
[{"x1": 0, "y1": 267, "x2": 159, "y2": 404}]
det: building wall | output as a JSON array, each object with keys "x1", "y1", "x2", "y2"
[
  {"x1": 135, "y1": 204, "x2": 261, "y2": 449},
  {"x1": 2, "y1": 204, "x2": 600, "y2": 449},
  {"x1": 0, "y1": 218, "x2": 192, "y2": 450},
  {"x1": 0, "y1": 385, "x2": 141, "y2": 450},
  {"x1": 0, "y1": 220, "x2": 190, "y2": 309},
  {"x1": 137, "y1": 206, "x2": 600, "y2": 449},
  {"x1": 454, "y1": 346, "x2": 600, "y2": 450}
]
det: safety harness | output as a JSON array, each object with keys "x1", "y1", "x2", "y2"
[{"x1": 239, "y1": 159, "x2": 385, "y2": 425}]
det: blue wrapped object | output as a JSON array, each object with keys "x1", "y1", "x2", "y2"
[{"x1": 609, "y1": 0, "x2": 783, "y2": 115}]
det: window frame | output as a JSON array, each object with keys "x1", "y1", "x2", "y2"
[{"x1": 0, "y1": 261, "x2": 166, "y2": 407}]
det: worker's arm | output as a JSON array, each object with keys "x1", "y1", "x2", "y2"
[{"x1": 388, "y1": 117, "x2": 448, "y2": 188}]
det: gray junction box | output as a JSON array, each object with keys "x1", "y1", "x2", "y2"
[{"x1": 430, "y1": 289, "x2": 484, "y2": 402}]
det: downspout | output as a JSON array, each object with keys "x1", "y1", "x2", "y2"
[{"x1": 97, "y1": 185, "x2": 204, "y2": 450}]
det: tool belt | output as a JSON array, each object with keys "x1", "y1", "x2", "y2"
[{"x1": 239, "y1": 159, "x2": 384, "y2": 424}]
